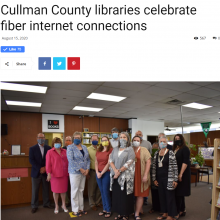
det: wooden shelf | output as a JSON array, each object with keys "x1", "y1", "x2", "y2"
[{"x1": 211, "y1": 138, "x2": 220, "y2": 220}]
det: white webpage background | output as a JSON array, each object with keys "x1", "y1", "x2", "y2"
[{"x1": 0, "y1": 0, "x2": 220, "y2": 81}]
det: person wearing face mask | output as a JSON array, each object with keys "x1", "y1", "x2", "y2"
[
  {"x1": 109, "y1": 132, "x2": 135, "y2": 220},
  {"x1": 95, "y1": 136, "x2": 113, "y2": 218},
  {"x1": 110, "y1": 127, "x2": 120, "y2": 148},
  {"x1": 67, "y1": 131, "x2": 90, "y2": 217},
  {"x1": 62, "y1": 136, "x2": 73, "y2": 207},
  {"x1": 46, "y1": 137, "x2": 69, "y2": 214},
  {"x1": 87, "y1": 134, "x2": 102, "y2": 211},
  {"x1": 132, "y1": 136, "x2": 151, "y2": 220},
  {"x1": 29, "y1": 133, "x2": 52, "y2": 214},
  {"x1": 173, "y1": 134, "x2": 191, "y2": 218},
  {"x1": 152, "y1": 137, "x2": 179, "y2": 220},
  {"x1": 158, "y1": 133, "x2": 172, "y2": 150}
]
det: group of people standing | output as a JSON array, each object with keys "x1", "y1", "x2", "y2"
[{"x1": 29, "y1": 128, "x2": 191, "y2": 220}]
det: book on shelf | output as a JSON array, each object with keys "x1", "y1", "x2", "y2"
[
  {"x1": 217, "y1": 192, "x2": 220, "y2": 206},
  {"x1": 218, "y1": 177, "x2": 220, "y2": 186},
  {"x1": 217, "y1": 210, "x2": 220, "y2": 220}
]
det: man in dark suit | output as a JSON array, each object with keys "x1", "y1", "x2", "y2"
[{"x1": 29, "y1": 133, "x2": 53, "y2": 213}]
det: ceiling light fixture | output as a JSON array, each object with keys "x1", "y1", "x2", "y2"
[
  {"x1": 73, "y1": 106, "x2": 103, "y2": 112},
  {"x1": 6, "y1": 100, "x2": 42, "y2": 107},
  {"x1": 182, "y1": 102, "x2": 212, "y2": 109},
  {"x1": 87, "y1": 93, "x2": 126, "y2": 102},
  {"x1": 1, "y1": 82, "x2": 47, "y2": 94}
]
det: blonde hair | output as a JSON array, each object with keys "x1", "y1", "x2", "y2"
[{"x1": 73, "y1": 131, "x2": 82, "y2": 140}]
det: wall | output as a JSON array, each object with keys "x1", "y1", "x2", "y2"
[
  {"x1": 1, "y1": 112, "x2": 42, "y2": 155},
  {"x1": 1, "y1": 112, "x2": 129, "y2": 154},
  {"x1": 129, "y1": 119, "x2": 164, "y2": 140}
]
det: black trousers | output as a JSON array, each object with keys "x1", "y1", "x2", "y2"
[
  {"x1": 151, "y1": 188, "x2": 160, "y2": 212},
  {"x1": 158, "y1": 178, "x2": 178, "y2": 217},
  {"x1": 176, "y1": 196, "x2": 185, "y2": 213},
  {"x1": 31, "y1": 174, "x2": 50, "y2": 208}
]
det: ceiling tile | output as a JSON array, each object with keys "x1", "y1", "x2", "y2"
[
  {"x1": 122, "y1": 97, "x2": 155, "y2": 105},
  {"x1": 192, "y1": 82, "x2": 214, "y2": 86},
  {"x1": 197, "y1": 99, "x2": 220, "y2": 107},
  {"x1": 3, "y1": 81, "x2": 51, "y2": 87},
  {"x1": 94, "y1": 86, "x2": 136, "y2": 97},
  {"x1": 102, "y1": 82, "x2": 151, "y2": 92},
  {"x1": 146, "y1": 102, "x2": 178, "y2": 109},
  {"x1": 1, "y1": 90, "x2": 46, "y2": 99},
  {"x1": 80, "y1": 98, "x2": 114, "y2": 106},
  {"x1": 4, "y1": 96, "x2": 44, "y2": 103},
  {"x1": 205, "y1": 82, "x2": 220, "y2": 92},
  {"x1": 50, "y1": 82, "x2": 99, "y2": 92},
  {"x1": 144, "y1": 86, "x2": 182, "y2": 97},
  {"x1": 187, "y1": 87, "x2": 220, "y2": 98},
  {"x1": 156, "y1": 82, "x2": 200, "y2": 92},
  {"x1": 44, "y1": 94, "x2": 84, "y2": 102},
  {"x1": 171, "y1": 93, "x2": 204, "y2": 102},
  {"x1": 8, "y1": 106, "x2": 40, "y2": 112},
  {"x1": 41, "y1": 104, "x2": 73, "y2": 110},
  {"x1": 47, "y1": 88, "x2": 91, "y2": 98}
]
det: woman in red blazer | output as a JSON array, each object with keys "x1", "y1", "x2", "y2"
[{"x1": 46, "y1": 137, "x2": 69, "y2": 214}]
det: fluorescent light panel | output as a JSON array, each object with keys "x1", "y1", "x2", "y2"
[
  {"x1": 73, "y1": 106, "x2": 103, "y2": 112},
  {"x1": 1, "y1": 82, "x2": 47, "y2": 94},
  {"x1": 6, "y1": 100, "x2": 42, "y2": 107},
  {"x1": 87, "y1": 93, "x2": 126, "y2": 102},
  {"x1": 182, "y1": 102, "x2": 212, "y2": 109}
]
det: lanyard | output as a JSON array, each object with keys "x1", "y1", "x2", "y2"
[
  {"x1": 158, "y1": 148, "x2": 168, "y2": 164},
  {"x1": 134, "y1": 147, "x2": 140, "y2": 162}
]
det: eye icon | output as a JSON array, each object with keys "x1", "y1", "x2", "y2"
[{"x1": 194, "y1": 37, "x2": 198, "y2": 40}]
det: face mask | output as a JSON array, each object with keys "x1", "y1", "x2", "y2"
[
  {"x1": 92, "y1": 140, "x2": 99, "y2": 146},
  {"x1": 112, "y1": 133, "x2": 118, "y2": 139},
  {"x1": 102, "y1": 141, "x2": 109, "y2": 147},
  {"x1": 74, "y1": 139, "x2": 81, "y2": 145},
  {"x1": 37, "y1": 139, "x2": 45, "y2": 145},
  {"x1": 175, "y1": 140, "x2": 182, "y2": 146},
  {"x1": 120, "y1": 139, "x2": 127, "y2": 148},
  {"x1": 133, "y1": 141, "x2": 140, "y2": 147},
  {"x1": 54, "y1": 143, "x2": 61, "y2": 149},
  {"x1": 159, "y1": 142, "x2": 167, "y2": 149}
]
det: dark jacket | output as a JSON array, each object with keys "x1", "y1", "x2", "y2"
[
  {"x1": 167, "y1": 144, "x2": 173, "y2": 150},
  {"x1": 29, "y1": 144, "x2": 51, "y2": 178}
]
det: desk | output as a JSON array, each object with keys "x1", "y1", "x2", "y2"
[{"x1": 190, "y1": 167, "x2": 200, "y2": 184}]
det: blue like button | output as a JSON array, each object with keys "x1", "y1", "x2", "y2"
[{"x1": 1, "y1": 46, "x2": 25, "y2": 53}]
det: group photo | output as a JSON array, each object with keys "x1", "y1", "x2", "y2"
[{"x1": 1, "y1": 81, "x2": 219, "y2": 220}]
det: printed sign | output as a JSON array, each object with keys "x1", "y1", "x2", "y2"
[{"x1": 48, "y1": 120, "x2": 59, "y2": 129}]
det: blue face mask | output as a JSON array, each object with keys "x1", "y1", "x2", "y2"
[
  {"x1": 74, "y1": 139, "x2": 81, "y2": 145},
  {"x1": 37, "y1": 139, "x2": 45, "y2": 145},
  {"x1": 159, "y1": 142, "x2": 167, "y2": 149},
  {"x1": 54, "y1": 143, "x2": 61, "y2": 149},
  {"x1": 92, "y1": 140, "x2": 98, "y2": 146},
  {"x1": 112, "y1": 133, "x2": 118, "y2": 139}
]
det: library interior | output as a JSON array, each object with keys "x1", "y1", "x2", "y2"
[{"x1": 1, "y1": 81, "x2": 220, "y2": 220}]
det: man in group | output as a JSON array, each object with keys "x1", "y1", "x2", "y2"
[
  {"x1": 87, "y1": 134, "x2": 102, "y2": 211},
  {"x1": 63, "y1": 135, "x2": 73, "y2": 208},
  {"x1": 135, "y1": 130, "x2": 152, "y2": 154},
  {"x1": 158, "y1": 132, "x2": 172, "y2": 150},
  {"x1": 110, "y1": 127, "x2": 119, "y2": 148},
  {"x1": 29, "y1": 133, "x2": 53, "y2": 213}
]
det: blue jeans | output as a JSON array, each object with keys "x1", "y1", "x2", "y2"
[{"x1": 96, "y1": 172, "x2": 111, "y2": 212}]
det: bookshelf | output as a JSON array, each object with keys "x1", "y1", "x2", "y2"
[
  {"x1": 211, "y1": 138, "x2": 220, "y2": 220},
  {"x1": 82, "y1": 132, "x2": 112, "y2": 146}
]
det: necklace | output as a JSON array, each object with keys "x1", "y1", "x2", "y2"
[
  {"x1": 158, "y1": 148, "x2": 168, "y2": 167},
  {"x1": 134, "y1": 147, "x2": 140, "y2": 162}
]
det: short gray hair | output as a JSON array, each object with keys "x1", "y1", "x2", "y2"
[
  {"x1": 159, "y1": 136, "x2": 168, "y2": 143},
  {"x1": 65, "y1": 136, "x2": 72, "y2": 140},
  {"x1": 158, "y1": 132, "x2": 166, "y2": 138},
  {"x1": 119, "y1": 132, "x2": 131, "y2": 148}
]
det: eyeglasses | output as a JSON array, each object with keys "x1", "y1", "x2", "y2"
[{"x1": 37, "y1": 137, "x2": 45, "y2": 139}]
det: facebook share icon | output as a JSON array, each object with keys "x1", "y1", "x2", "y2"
[{"x1": 38, "y1": 57, "x2": 51, "y2": 70}]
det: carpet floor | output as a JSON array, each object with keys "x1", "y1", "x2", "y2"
[{"x1": 1, "y1": 182, "x2": 212, "y2": 220}]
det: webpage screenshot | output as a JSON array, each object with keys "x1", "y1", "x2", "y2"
[{"x1": 1, "y1": 1, "x2": 220, "y2": 220}]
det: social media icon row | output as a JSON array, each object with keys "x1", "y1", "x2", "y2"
[{"x1": 38, "y1": 57, "x2": 80, "y2": 70}]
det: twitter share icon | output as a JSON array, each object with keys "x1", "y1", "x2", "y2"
[{"x1": 53, "y1": 57, "x2": 66, "y2": 70}]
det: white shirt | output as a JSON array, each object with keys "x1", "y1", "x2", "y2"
[{"x1": 110, "y1": 139, "x2": 119, "y2": 148}]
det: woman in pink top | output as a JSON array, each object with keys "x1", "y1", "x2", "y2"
[{"x1": 46, "y1": 137, "x2": 69, "y2": 214}]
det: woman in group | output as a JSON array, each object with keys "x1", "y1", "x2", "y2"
[
  {"x1": 46, "y1": 137, "x2": 69, "y2": 214},
  {"x1": 95, "y1": 136, "x2": 113, "y2": 218},
  {"x1": 132, "y1": 135, "x2": 151, "y2": 220},
  {"x1": 109, "y1": 132, "x2": 135, "y2": 220},
  {"x1": 149, "y1": 142, "x2": 161, "y2": 214},
  {"x1": 173, "y1": 134, "x2": 191, "y2": 217},
  {"x1": 152, "y1": 137, "x2": 179, "y2": 220},
  {"x1": 67, "y1": 131, "x2": 90, "y2": 217}
]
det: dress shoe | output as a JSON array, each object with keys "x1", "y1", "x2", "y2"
[
  {"x1": 31, "y1": 208, "x2": 38, "y2": 213},
  {"x1": 91, "y1": 206, "x2": 98, "y2": 211},
  {"x1": 96, "y1": 204, "x2": 103, "y2": 208},
  {"x1": 43, "y1": 205, "x2": 54, "y2": 209}
]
